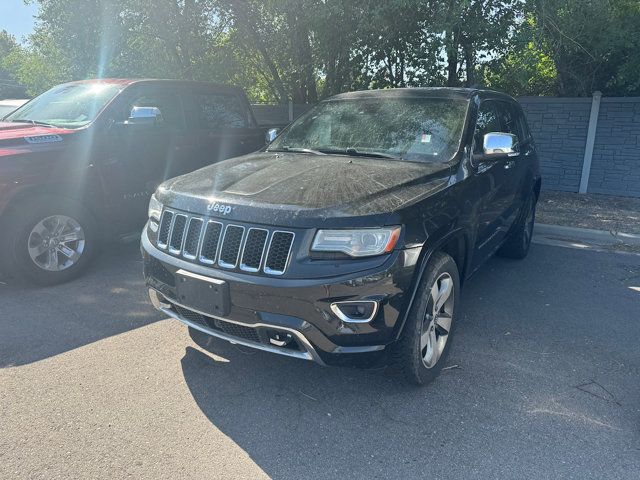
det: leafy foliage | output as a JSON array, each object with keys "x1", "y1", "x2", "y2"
[
  {"x1": 0, "y1": 30, "x2": 29, "y2": 98},
  {"x1": 3, "y1": 0, "x2": 640, "y2": 100}
]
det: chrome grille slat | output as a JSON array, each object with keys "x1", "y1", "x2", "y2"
[
  {"x1": 218, "y1": 225, "x2": 245, "y2": 269},
  {"x1": 157, "y1": 210, "x2": 174, "y2": 249},
  {"x1": 156, "y1": 210, "x2": 294, "y2": 275},
  {"x1": 264, "y1": 231, "x2": 295, "y2": 276},
  {"x1": 240, "y1": 228, "x2": 269, "y2": 272},
  {"x1": 182, "y1": 218, "x2": 203, "y2": 259},
  {"x1": 199, "y1": 221, "x2": 223, "y2": 264},
  {"x1": 168, "y1": 214, "x2": 187, "y2": 254}
]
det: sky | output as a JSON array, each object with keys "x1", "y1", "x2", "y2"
[{"x1": 0, "y1": 0, "x2": 39, "y2": 42}]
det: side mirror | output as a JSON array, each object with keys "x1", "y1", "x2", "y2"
[
  {"x1": 483, "y1": 132, "x2": 518, "y2": 156},
  {"x1": 265, "y1": 128, "x2": 279, "y2": 144},
  {"x1": 127, "y1": 106, "x2": 163, "y2": 125},
  {"x1": 473, "y1": 132, "x2": 519, "y2": 164}
]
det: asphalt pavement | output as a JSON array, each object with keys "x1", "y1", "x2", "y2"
[{"x1": 1, "y1": 242, "x2": 639, "y2": 479}]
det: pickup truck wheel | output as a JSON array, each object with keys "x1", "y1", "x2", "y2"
[
  {"x1": 497, "y1": 192, "x2": 536, "y2": 260},
  {"x1": 392, "y1": 251, "x2": 460, "y2": 386},
  {"x1": 2, "y1": 198, "x2": 97, "y2": 286}
]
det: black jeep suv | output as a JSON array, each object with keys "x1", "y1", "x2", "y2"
[{"x1": 142, "y1": 88, "x2": 541, "y2": 385}]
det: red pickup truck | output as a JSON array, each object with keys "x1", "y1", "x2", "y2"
[{"x1": 0, "y1": 79, "x2": 272, "y2": 285}]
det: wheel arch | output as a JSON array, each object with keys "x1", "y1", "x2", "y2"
[{"x1": 393, "y1": 228, "x2": 471, "y2": 341}]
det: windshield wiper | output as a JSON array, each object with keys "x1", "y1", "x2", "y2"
[
  {"x1": 318, "y1": 147, "x2": 401, "y2": 160},
  {"x1": 8, "y1": 119, "x2": 57, "y2": 128},
  {"x1": 267, "y1": 146, "x2": 326, "y2": 155}
]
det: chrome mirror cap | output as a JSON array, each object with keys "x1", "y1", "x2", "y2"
[
  {"x1": 483, "y1": 132, "x2": 518, "y2": 156},
  {"x1": 128, "y1": 106, "x2": 162, "y2": 124}
]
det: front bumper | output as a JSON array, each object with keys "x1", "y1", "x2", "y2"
[{"x1": 141, "y1": 230, "x2": 419, "y2": 366}]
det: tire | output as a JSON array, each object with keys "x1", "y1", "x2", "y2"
[
  {"x1": 0, "y1": 196, "x2": 97, "y2": 286},
  {"x1": 392, "y1": 251, "x2": 460, "y2": 386},
  {"x1": 497, "y1": 192, "x2": 536, "y2": 260}
]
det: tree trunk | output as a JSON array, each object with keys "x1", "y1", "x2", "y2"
[
  {"x1": 462, "y1": 37, "x2": 475, "y2": 87},
  {"x1": 446, "y1": 28, "x2": 460, "y2": 86},
  {"x1": 287, "y1": 6, "x2": 317, "y2": 104}
]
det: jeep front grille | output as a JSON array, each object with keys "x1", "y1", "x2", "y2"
[
  {"x1": 219, "y1": 225, "x2": 244, "y2": 268},
  {"x1": 240, "y1": 228, "x2": 268, "y2": 272},
  {"x1": 168, "y1": 214, "x2": 187, "y2": 253},
  {"x1": 157, "y1": 210, "x2": 173, "y2": 248},
  {"x1": 156, "y1": 209, "x2": 295, "y2": 276},
  {"x1": 182, "y1": 218, "x2": 203, "y2": 259},
  {"x1": 264, "y1": 231, "x2": 295, "y2": 275},
  {"x1": 199, "y1": 221, "x2": 223, "y2": 264}
]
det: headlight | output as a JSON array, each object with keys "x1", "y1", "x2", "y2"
[
  {"x1": 311, "y1": 227, "x2": 401, "y2": 257},
  {"x1": 148, "y1": 194, "x2": 162, "y2": 222}
]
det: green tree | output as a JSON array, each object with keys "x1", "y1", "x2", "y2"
[
  {"x1": 531, "y1": 0, "x2": 640, "y2": 96},
  {"x1": 4, "y1": 0, "x2": 640, "y2": 100},
  {"x1": 0, "y1": 30, "x2": 28, "y2": 98},
  {"x1": 441, "y1": 0, "x2": 525, "y2": 87},
  {"x1": 482, "y1": 17, "x2": 556, "y2": 96}
]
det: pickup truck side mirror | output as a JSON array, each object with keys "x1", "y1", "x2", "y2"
[
  {"x1": 473, "y1": 132, "x2": 519, "y2": 163},
  {"x1": 126, "y1": 106, "x2": 163, "y2": 125},
  {"x1": 265, "y1": 128, "x2": 279, "y2": 144}
]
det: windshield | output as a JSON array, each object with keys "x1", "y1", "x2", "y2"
[
  {"x1": 269, "y1": 97, "x2": 469, "y2": 162},
  {"x1": 5, "y1": 83, "x2": 122, "y2": 129}
]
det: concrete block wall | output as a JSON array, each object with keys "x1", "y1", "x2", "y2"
[
  {"x1": 518, "y1": 97, "x2": 593, "y2": 192},
  {"x1": 251, "y1": 103, "x2": 312, "y2": 126},
  {"x1": 587, "y1": 98, "x2": 640, "y2": 196}
]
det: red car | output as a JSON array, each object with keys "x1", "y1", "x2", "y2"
[{"x1": 0, "y1": 79, "x2": 270, "y2": 285}]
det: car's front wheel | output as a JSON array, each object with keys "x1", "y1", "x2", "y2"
[
  {"x1": 392, "y1": 251, "x2": 460, "y2": 385},
  {"x1": 1, "y1": 196, "x2": 97, "y2": 286}
]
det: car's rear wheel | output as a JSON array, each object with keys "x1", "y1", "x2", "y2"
[
  {"x1": 392, "y1": 251, "x2": 460, "y2": 385},
  {"x1": 1, "y1": 197, "x2": 97, "y2": 286},
  {"x1": 497, "y1": 192, "x2": 536, "y2": 259}
]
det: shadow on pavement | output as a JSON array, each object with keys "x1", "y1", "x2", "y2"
[
  {"x1": 180, "y1": 245, "x2": 640, "y2": 479},
  {"x1": 0, "y1": 242, "x2": 163, "y2": 367}
]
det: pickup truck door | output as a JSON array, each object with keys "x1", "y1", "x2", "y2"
[
  {"x1": 469, "y1": 100, "x2": 515, "y2": 267},
  {"x1": 98, "y1": 86, "x2": 190, "y2": 233},
  {"x1": 179, "y1": 89, "x2": 265, "y2": 169}
]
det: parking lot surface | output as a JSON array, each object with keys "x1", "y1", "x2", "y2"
[{"x1": 1, "y1": 243, "x2": 639, "y2": 479}]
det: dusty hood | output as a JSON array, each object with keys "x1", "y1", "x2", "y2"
[{"x1": 158, "y1": 152, "x2": 452, "y2": 227}]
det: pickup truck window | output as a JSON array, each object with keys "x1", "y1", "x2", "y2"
[
  {"x1": 269, "y1": 97, "x2": 468, "y2": 162},
  {"x1": 125, "y1": 91, "x2": 184, "y2": 129},
  {"x1": 183, "y1": 93, "x2": 248, "y2": 129},
  {"x1": 5, "y1": 83, "x2": 121, "y2": 129}
]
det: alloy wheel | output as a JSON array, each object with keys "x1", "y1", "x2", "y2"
[
  {"x1": 420, "y1": 272, "x2": 454, "y2": 368},
  {"x1": 27, "y1": 215, "x2": 86, "y2": 272}
]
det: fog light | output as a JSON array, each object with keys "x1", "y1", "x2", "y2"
[{"x1": 330, "y1": 301, "x2": 379, "y2": 323}]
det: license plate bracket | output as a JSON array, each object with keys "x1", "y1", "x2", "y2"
[{"x1": 175, "y1": 269, "x2": 230, "y2": 317}]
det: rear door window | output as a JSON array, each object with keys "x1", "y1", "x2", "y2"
[
  {"x1": 122, "y1": 89, "x2": 185, "y2": 130},
  {"x1": 495, "y1": 102, "x2": 522, "y2": 141},
  {"x1": 183, "y1": 92, "x2": 248, "y2": 129},
  {"x1": 518, "y1": 109, "x2": 533, "y2": 143}
]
